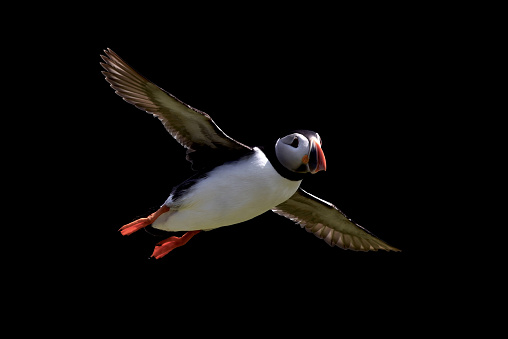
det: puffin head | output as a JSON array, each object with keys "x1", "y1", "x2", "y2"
[{"x1": 275, "y1": 130, "x2": 327, "y2": 174}]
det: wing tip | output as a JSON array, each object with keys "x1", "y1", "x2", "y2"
[
  {"x1": 339, "y1": 242, "x2": 401, "y2": 252},
  {"x1": 368, "y1": 241, "x2": 400, "y2": 252},
  {"x1": 100, "y1": 48, "x2": 114, "y2": 63}
]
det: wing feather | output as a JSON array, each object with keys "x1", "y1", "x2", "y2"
[
  {"x1": 100, "y1": 48, "x2": 251, "y2": 162},
  {"x1": 272, "y1": 188, "x2": 400, "y2": 252}
]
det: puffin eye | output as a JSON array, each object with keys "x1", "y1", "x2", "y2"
[{"x1": 290, "y1": 136, "x2": 299, "y2": 148}]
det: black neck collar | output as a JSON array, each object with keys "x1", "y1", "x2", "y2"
[{"x1": 260, "y1": 144, "x2": 309, "y2": 182}]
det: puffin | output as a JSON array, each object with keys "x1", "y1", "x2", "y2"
[{"x1": 100, "y1": 48, "x2": 400, "y2": 259}]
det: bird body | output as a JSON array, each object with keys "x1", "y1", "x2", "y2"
[
  {"x1": 153, "y1": 147, "x2": 301, "y2": 232},
  {"x1": 100, "y1": 48, "x2": 400, "y2": 258}
]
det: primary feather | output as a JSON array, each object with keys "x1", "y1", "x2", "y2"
[
  {"x1": 101, "y1": 48, "x2": 250, "y2": 170},
  {"x1": 272, "y1": 189, "x2": 400, "y2": 251}
]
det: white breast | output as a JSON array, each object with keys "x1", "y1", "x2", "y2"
[{"x1": 152, "y1": 147, "x2": 302, "y2": 232}]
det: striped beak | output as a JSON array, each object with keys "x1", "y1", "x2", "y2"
[{"x1": 309, "y1": 138, "x2": 326, "y2": 174}]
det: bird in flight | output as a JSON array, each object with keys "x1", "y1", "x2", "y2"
[{"x1": 100, "y1": 48, "x2": 399, "y2": 259}]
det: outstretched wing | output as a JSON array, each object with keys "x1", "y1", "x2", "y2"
[
  {"x1": 272, "y1": 188, "x2": 400, "y2": 252},
  {"x1": 100, "y1": 48, "x2": 251, "y2": 168}
]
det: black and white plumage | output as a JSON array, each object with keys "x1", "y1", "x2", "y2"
[{"x1": 101, "y1": 48, "x2": 399, "y2": 257}]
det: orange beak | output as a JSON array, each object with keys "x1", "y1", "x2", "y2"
[{"x1": 309, "y1": 139, "x2": 327, "y2": 173}]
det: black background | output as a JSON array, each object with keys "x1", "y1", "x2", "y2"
[{"x1": 46, "y1": 7, "x2": 458, "y2": 325}]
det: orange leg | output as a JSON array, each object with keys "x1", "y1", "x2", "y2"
[
  {"x1": 118, "y1": 205, "x2": 170, "y2": 236},
  {"x1": 151, "y1": 231, "x2": 201, "y2": 259}
]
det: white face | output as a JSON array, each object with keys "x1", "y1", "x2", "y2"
[
  {"x1": 275, "y1": 132, "x2": 326, "y2": 174},
  {"x1": 275, "y1": 133, "x2": 311, "y2": 172}
]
